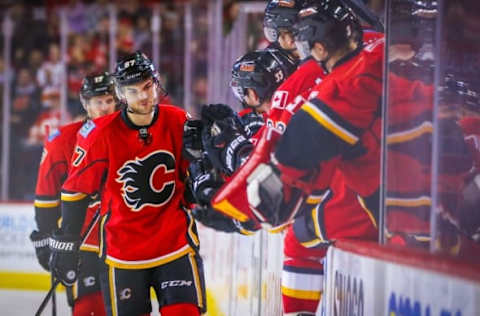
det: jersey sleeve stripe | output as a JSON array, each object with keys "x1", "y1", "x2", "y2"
[
  {"x1": 387, "y1": 121, "x2": 433, "y2": 144},
  {"x1": 301, "y1": 101, "x2": 359, "y2": 145},
  {"x1": 34, "y1": 200, "x2": 60, "y2": 208},
  {"x1": 385, "y1": 196, "x2": 432, "y2": 207},
  {"x1": 61, "y1": 192, "x2": 88, "y2": 202},
  {"x1": 356, "y1": 195, "x2": 378, "y2": 229},
  {"x1": 311, "y1": 205, "x2": 325, "y2": 242},
  {"x1": 300, "y1": 238, "x2": 323, "y2": 248}
]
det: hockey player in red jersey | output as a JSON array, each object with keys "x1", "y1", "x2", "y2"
[
  {"x1": 48, "y1": 51, "x2": 205, "y2": 316},
  {"x1": 263, "y1": 0, "x2": 305, "y2": 59},
  {"x1": 214, "y1": 4, "x2": 384, "y2": 230},
  {"x1": 186, "y1": 49, "x2": 296, "y2": 234},
  {"x1": 31, "y1": 72, "x2": 117, "y2": 315}
]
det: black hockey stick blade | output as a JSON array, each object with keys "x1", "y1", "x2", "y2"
[{"x1": 341, "y1": 0, "x2": 384, "y2": 32}]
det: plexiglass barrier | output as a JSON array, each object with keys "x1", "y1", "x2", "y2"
[{"x1": 382, "y1": 0, "x2": 480, "y2": 262}]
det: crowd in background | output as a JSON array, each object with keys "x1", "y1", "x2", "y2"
[{"x1": 0, "y1": 0, "x2": 198, "y2": 199}]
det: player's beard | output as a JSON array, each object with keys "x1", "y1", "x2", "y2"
[{"x1": 127, "y1": 91, "x2": 158, "y2": 115}]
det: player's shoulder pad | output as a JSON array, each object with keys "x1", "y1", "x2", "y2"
[
  {"x1": 79, "y1": 111, "x2": 121, "y2": 140},
  {"x1": 48, "y1": 121, "x2": 83, "y2": 143},
  {"x1": 47, "y1": 129, "x2": 61, "y2": 142}
]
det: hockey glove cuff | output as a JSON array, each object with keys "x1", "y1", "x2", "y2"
[
  {"x1": 188, "y1": 159, "x2": 224, "y2": 206},
  {"x1": 183, "y1": 120, "x2": 204, "y2": 161},
  {"x1": 30, "y1": 230, "x2": 51, "y2": 271}
]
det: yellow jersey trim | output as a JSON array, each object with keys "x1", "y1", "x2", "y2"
[
  {"x1": 61, "y1": 192, "x2": 88, "y2": 202},
  {"x1": 212, "y1": 199, "x2": 249, "y2": 222},
  {"x1": 357, "y1": 195, "x2": 378, "y2": 229},
  {"x1": 105, "y1": 245, "x2": 194, "y2": 269},
  {"x1": 386, "y1": 196, "x2": 431, "y2": 207},
  {"x1": 387, "y1": 121, "x2": 433, "y2": 144},
  {"x1": 188, "y1": 253, "x2": 204, "y2": 309},
  {"x1": 301, "y1": 102, "x2": 358, "y2": 145},
  {"x1": 34, "y1": 200, "x2": 60, "y2": 208}
]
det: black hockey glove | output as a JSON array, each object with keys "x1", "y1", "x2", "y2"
[
  {"x1": 188, "y1": 159, "x2": 224, "y2": 206},
  {"x1": 201, "y1": 103, "x2": 242, "y2": 125},
  {"x1": 241, "y1": 111, "x2": 265, "y2": 138},
  {"x1": 30, "y1": 230, "x2": 51, "y2": 271},
  {"x1": 192, "y1": 205, "x2": 239, "y2": 233},
  {"x1": 246, "y1": 162, "x2": 304, "y2": 228},
  {"x1": 183, "y1": 120, "x2": 204, "y2": 161},
  {"x1": 201, "y1": 118, "x2": 253, "y2": 176},
  {"x1": 49, "y1": 229, "x2": 81, "y2": 286}
]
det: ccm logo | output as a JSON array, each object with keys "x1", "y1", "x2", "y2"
[{"x1": 161, "y1": 280, "x2": 192, "y2": 289}]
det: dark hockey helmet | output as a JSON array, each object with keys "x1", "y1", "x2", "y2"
[
  {"x1": 113, "y1": 51, "x2": 167, "y2": 101},
  {"x1": 263, "y1": 0, "x2": 308, "y2": 42},
  {"x1": 80, "y1": 72, "x2": 116, "y2": 108},
  {"x1": 292, "y1": 1, "x2": 358, "y2": 59},
  {"x1": 230, "y1": 48, "x2": 297, "y2": 105}
]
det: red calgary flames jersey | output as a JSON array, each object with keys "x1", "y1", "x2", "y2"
[
  {"x1": 34, "y1": 121, "x2": 84, "y2": 232},
  {"x1": 62, "y1": 105, "x2": 197, "y2": 269},
  {"x1": 35, "y1": 121, "x2": 84, "y2": 202}
]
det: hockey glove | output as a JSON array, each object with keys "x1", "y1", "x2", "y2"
[
  {"x1": 202, "y1": 118, "x2": 253, "y2": 176},
  {"x1": 49, "y1": 229, "x2": 81, "y2": 286},
  {"x1": 30, "y1": 230, "x2": 51, "y2": 271},
  {"x1": 188, "y1": 159, "x2": 224, "y2": 206},
  {"x1": 192, "y1": 205, "x2": 239, "y2": 233},
  {"x1": 241, "y1": 111, "x2": 265, "y2": 138},
  {"x1": 201, "y1": 103, "x2": 241, "y2": 125},
  {"x1": 183, "y1": 120, "x2": 204, "y2": 161},
  {"x1": 246, "y1": 162, "x2": 305, "y2": 228}
]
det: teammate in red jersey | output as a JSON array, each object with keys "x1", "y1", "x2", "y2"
[
  {"x1": 185, "y1": 48, "x2": 296, "y2": 234},
  {"x1": 234, "y1": 4, "x2": 384, "y2": 229},
  {"x1": 30, "y1": 72, "x2": 117, "y2": 315},
  {"x1": 49, "y1": 51, "x2": 205, "y2": 316}
]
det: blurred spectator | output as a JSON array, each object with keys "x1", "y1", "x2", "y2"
[
  {"x1": 11, "y1": 68, "x2": 41, "y2": 140},
  {"x1": 37, "y1": 43, "x2": 62, "y2": 108}
]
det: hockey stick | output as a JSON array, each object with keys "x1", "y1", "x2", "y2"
[
  {"x1": 51, "y1": 273, "x2": 56, "y2": 316},
  {"x1": 35, "y1": 209, "x2": 101, "y2": 316}
]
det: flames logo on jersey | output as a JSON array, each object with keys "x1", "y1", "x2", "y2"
[{"x1": 116, "y1": 150, "x2": 176, "y2": 211}]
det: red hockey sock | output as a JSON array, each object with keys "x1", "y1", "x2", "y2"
[
  {"x1": 73, "y1": 291, "x2": 106, "y2": 316},
  {"x1": 159, "y1": 303, "x2": 200, "y2": 316}
]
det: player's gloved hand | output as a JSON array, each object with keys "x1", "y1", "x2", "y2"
[
  {"x1": 201, "y1": 103, "x2": 241, "y2": 124},
  {"x1": 246, "y1": 162, "x2": 304, "y2": 228},
  {"x1": 241, "y1": 111, "x2": 265, "y2": 138},
  {"x1": 188, "y1": 159, "x2": 224, "y2": 205},
  {"x1": 183, "y1": 120, "x2": 204, "y2": 161},
  {"x1": 192, "y1": 205, "x2": 240, "y2": 233},
  {"x1": 30, "y1": 230, "x2": 51, "y2": 271},
  {"x1": 49, "y1": 229, "x2": 81, "y2": 286},
  {"x1": 201, "y1": 117, "x2": 253, "y2": 176}
]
